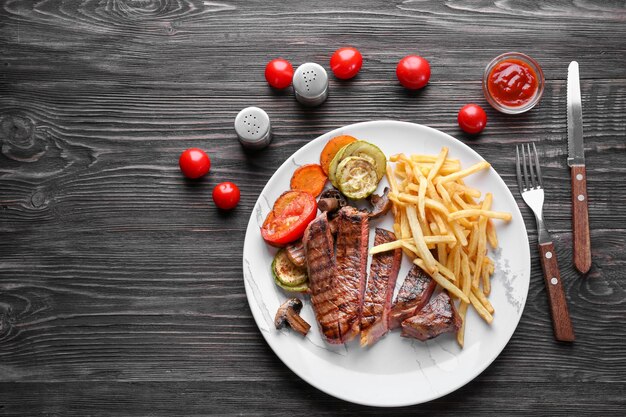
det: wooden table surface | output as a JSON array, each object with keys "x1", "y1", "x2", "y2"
[{"x1": 1, "y1": 1, "x2": 625, "y2": 415}]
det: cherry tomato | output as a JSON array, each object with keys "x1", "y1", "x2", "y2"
[
  {"x1": 396, "y1": 55, "x2": 431, "y2": 90},
  {"x1": 330, "y1": 47, "x2": 363, "y2": 79},
  {"x1": 212, "y1": 182, "x2": 240, "y2": 210},
  {"x1": 458, "y1": 104, "x2": 488, "y2": 135},
  {"x1": 265, "y1": 58, "x2": 294, "y2": 89},
  {"x1": 179, "y1": 148, "x2": 210, "y2": 179},
  {"x1": 261, "y1": 191, "x2": 317, "y2": 247}
]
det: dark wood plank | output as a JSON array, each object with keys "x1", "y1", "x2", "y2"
[
  {"x1": 2, "y1": 0, "x2": 625, "y2": 83},
  {"x1": 0, "y1": 228, "x2": 623, "y2": 384},
  {"x1": 1, "y1": 0, "x2": 625, "y2": 415},
  {"x1": 1, "y1": 381, "x2": 625, "y2": 416},
  {"x1": 1, "y1": 79, "x2": 624, "y2": 228}
]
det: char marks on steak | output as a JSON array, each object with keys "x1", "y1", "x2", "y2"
[
  {"x1": 285, "y1": 240, "x2": 306, "y2": 267},
  {"x1": 401, "y1": 291, "x2": 462, "y2": 341},
  {"x1": 303, "y1": 213, "x2": 343, "y2": 344},
  {"x1": 388, "y1": 264, "x2": 436, "y2": 330},
  {"x1": 334, "y1": 206, "x2": 370, "y2": 343},
  {"x1": 360, "y1": 228, "x2": 402, "y2": 347}
]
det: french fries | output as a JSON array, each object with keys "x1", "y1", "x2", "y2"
[
  {"x1": 469, "y1": 292, "x2": 494, "y2": 324},
  {"x1": 456, "y1": 302, "x2": 469, "y2": 347},
  {"x1": 436, "y1": 160, "x2": 491, "y2": 184},
  {"x1": 413, "y1": 259, "x2": 469, "y2": 303},
  {"x1": 369, "y1": 236, "x2": 457, "y2": 255},
  {"x1": 427, "y1": 147, "x2": 448, "y2": 182},
  {"x1": 449, "y1": 209, "x2": 512, "y2": 222},
  {"x1": 383, "y1": 149, "x2": 510, "y2": 348},
  {"x1": 405, "y1": 206, "x2": 437, "y2": 274}
]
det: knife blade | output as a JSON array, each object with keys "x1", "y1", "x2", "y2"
[
  {"x1": 567, "y1": 62, "x2": 585, "y2": 166},
  {"x1": 567, "y1": 61, "x2": 591, "y2": 273}
]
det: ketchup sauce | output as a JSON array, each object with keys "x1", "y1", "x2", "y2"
[
  {"x1": 488, "y1": 59, "x2": 539, "y2": 107},
  {"x1": 483, "y1": 53, "x2": 544, "y2": 114}
]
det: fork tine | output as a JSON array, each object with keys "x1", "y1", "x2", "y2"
[
  {"x1": 515, "y1": 145, "x2": 524, "y2": 192},
  {"x1": 532, "y1": 142, "x2": 544, "y2": 188},
  {"x1": 521, "y1": 144, "x2": 530, "y2": 190},
  {"x1": 526, "y1": 143, "x2": 537, "y2": 188}
]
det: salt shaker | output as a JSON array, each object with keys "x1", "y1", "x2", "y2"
[
  {"x1": 292, "y1": 63, "x2": 329, "y2": 107},
  {"x1": 234, "y1": 106, "x2": 272, "y2": 150}
]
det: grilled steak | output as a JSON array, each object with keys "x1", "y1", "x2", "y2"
[
  {"x1": 388, "y1": 264, "x2": 436, "y2": 330},
  {"x1": 334, "y1": 206, "x2": 369, "y2": 343},
  {"x1": 401, "y1": 291, "x2": 462, "y2": 341},
  {"x1": 360, "y1": 228, "x2": 402, "y2": 347},
  {"x1": 285, "y1": 240, "x2": 306, "y2": 267},
  {"x1": 328, "y1": 216, "x2": 339, "y2": 236},
  {"x1": 303, "y1": 213, "x2": 343, "y2": 344}
]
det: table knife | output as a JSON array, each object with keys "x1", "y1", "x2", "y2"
[{"x1": 567, "y1": 61, "x2": 592, "y2": 273}]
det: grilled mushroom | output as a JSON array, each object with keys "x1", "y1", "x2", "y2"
[
  {"x1": 368, "y1": 187, "x2": 392, "y2": 219},
  {"x1": 318, "y1": 188, "x2": 347, "y2": 218},
  {"x1": 274, "y1": 298, "x2": 311, "y2": 336},
  {"x1": 318, "y1": 197, "x2": 340, "y2": 213}
]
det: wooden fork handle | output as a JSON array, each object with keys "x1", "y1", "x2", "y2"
[
  {"x1": 571, "y1": 165, "x2": 591, "y2": 273},
  {"x1": 538, "y1": 242, "x2": 575, "y2": 342}
]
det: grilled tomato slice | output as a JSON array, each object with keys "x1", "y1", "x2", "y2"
[{"x1": 261, "y1": 191, "x2": 318, "y2": 246}]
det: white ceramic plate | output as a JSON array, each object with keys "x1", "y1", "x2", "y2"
[{"x1": 242, "y1": 121, "x2": 529, "y2": 407}]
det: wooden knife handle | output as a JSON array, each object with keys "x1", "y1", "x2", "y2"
[
  {"x1": 571, "y1": 165, "x2": 591, "y2": 273},
  {"x1": 538, "y1": 242, "x2": 575, "y2": 342}
]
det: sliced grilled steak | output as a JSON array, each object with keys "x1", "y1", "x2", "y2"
[
  {"x1": 303, "y1": 213, "x2": 343, "y2": 344},
  {"x1": 334, "y1": 206, "x2": 369, "y2": 343},
  {"x1": 285, "y1": 240, "x2": 306, "y2": 267},
  {"x1": 401, "y1": 291, "x2": 462, "y2": 341},
  {"x1": 388, "y1": 264, "x2": 436, "y2": 330},
  {"x1": 360, "y1": 228, "x2": 402, "y2": 347},
  {"x1": 328, "y1": 216, "x2": 339, "y2": 236}
]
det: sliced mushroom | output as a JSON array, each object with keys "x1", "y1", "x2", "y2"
[
  {"x1": 368, "y1": 187, "x2": 392, "y2": 219},
  {"x1": 318, "y1": 188, "x2": 347, "y2": 219},
  {"x1": 274, "y1": 298, "x2": 311, "y2": 336},
  {"x1": 318, "y1": 197, "x2": 340, "y2": 213}
]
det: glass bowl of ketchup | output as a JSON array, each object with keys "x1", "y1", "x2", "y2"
[{"x1": 483, "y1": 52, "x2": 544, "y2": 114}]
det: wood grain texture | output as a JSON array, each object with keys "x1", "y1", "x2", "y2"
[
  {"x1": 1, "y1": 0, "x2": 626, "y2": 415},
  {"x1": 538, "y1": 242, "x2": 575, "y2": 342},
  {"x1": 570, "y1": 164, "x2": 591, "y2": 273},
  {"x1": 2, "y1": 381, "x2": 625, "y2": 416}
]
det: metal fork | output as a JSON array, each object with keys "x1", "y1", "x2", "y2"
[{"x1": 516, "y1": 143, "x2": 575, "y2": 342}]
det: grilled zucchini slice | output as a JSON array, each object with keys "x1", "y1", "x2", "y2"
[
  {"x1": 272, "y1": 249, "x2": 308, "y2": 292},
  {"x1": 328, "y1": 144, "x2": 350, "y2": 188},
  {"x1": 337, "y1": 141, "x2": 386, "y2": 181},
  {"x1": 336, "y1": 156, "x2": 378, "y2": 200}
]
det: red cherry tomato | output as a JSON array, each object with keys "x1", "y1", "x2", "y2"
[
  {"x1": 458, "y1": 104, "x2": 488, "y2": 135},
  {"x1": 179, "y1": 148, "x2": 210, "y2": 179},
  {"x1": 261, "y1": 191, "x2": 317, "y2": 247},
  {"x1": 265, "y1": 58, "x2": 294, "y2": 89},
  {"x1": 396, "y1": 55, "x2": 431, "y2": 90},
  {"x1": 212, "y1": 182, "x2": 240, "y2": 210},
  {"x1": 330, "y1": 47, "x2": 363, "y2": 79}
]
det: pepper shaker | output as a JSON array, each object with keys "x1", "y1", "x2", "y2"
[
  {"x1": 292, "y1": 63, "x2": 329, "y2": 107},
  {"x1": 234, "y1": 106, "x2": 272, "y2": 150}
]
